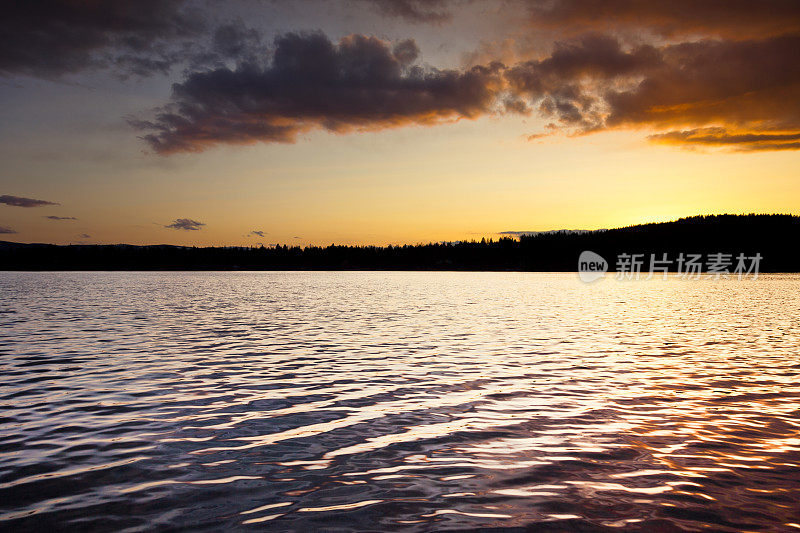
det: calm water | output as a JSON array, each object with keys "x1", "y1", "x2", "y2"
[{"x1": 1, "y1": 272, "x2": 799, "y2": 532}]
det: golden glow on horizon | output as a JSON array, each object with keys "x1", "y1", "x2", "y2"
[{"x1": 3, "y1": 119, "x2": 799, "y2": 246}]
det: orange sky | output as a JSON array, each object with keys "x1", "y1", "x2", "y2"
[{"x1": 1, "y1": 1, "x2": 798, "y2": 246}]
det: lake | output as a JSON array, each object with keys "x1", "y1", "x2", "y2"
[{"x1": 1, "y1": 272, "x2": 799, "y2": 531}]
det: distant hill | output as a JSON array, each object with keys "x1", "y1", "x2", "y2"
[{"x1": 1, "y1": 214, "x2": 798, "y2": 271}]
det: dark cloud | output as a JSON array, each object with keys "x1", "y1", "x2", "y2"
[
  {"x1": 507, "y1": 33, "x2": 800, "y2": 150},
  {"x1": 44, "y1": 216, "x2": 78, "y2": 221},
  {"x1": 361, "y1": 0, "x2": 800, "y2": 35},
  {"x1": 186, "y1": 20, "x2": 270, "y2": 70},
  {"x1": 0, "y1": 226, "x2": 17, "y2": 234},
  {"x1": 165, "y1": 218, "x2": 205, "y2": 230},
  {"x1": 0, "y1": 195, "x2": 59, "y2": 208},
  {"x1": 133, "y1": 32, "x2": 504, "y2": 153},
  {"x1": 248, "y1": 230, "x2": 266, "y2": 237},
  {"x1": 524, "y1": 0, "x2": 800, "y2": 39},
  {"x1": 212, "y1": 23, "x2": 263, "y2": 60},
  {"x1": 136, "y1": 28, "x2": 800, "y2": 153},
  {"x1": 78, "y1": 234, "x2": 91, "y2": 239},
  {"x1": 2, "y1": 2, "x2": 758, "y2": 153},
  {"x1": 506, "y1": 34, "x2": 660, "y2": 131},
  {"x1": 0, "y1": 0, "x2": 204, "y2": 77},
  {"x1": 364, "y1": 0, "x2": 452, "y2": 23},
  {"x1": 392, "y1": 39, "x2": 420, "y2": 67},
  {"x1": 604, "y1": 35, "x2": 800, "y2": 129}
]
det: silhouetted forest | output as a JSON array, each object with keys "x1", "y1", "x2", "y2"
[{"x1": 1, "y1": 214, "x2": 798, "y2": 271}]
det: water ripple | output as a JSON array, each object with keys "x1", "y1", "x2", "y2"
[{"x1": 1, "y1": 271, "x2": 799, "y2": 531}]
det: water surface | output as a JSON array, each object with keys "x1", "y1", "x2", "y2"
[{"x1": 1, "y1": 272, "x2": 799, "y2": 531}]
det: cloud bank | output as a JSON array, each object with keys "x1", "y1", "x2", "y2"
[
  {"x1": 524, "y1": 0, "x2": 800, "y2": 39},
  {"x1": 10, "y1": 0, "x2": 793, "y2": 152},
  {"x1": 131, "y1": 32, "x2": 504, "y2": 153},
  {"x1": 505, "y1": 32, "x2": 800, "y2": 150},
  {"x1": 135, "y1": 30, "x2": 800, "y2": 153},
  {"x1": 0, "y1": 195, "x2": 59, "y2": 208},
  {"x1": 364, "y1": 0, "x2": 452, "y2": 23},
  {"x1": 0, "y1": 0, "x2": 203, "y2": 77}
]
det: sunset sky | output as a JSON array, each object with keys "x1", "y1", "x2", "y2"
[{"x1": 1, "y1": 0, "x2": 799, "y2": 246}]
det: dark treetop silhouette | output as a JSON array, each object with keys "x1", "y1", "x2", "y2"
[{"x1": 1, "y1": 215, "x2": 798, "y2": 272}]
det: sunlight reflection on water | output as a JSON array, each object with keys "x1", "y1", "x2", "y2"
[{"x1": 1, "y1": 272, "x2": 799, "y2": 531}]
